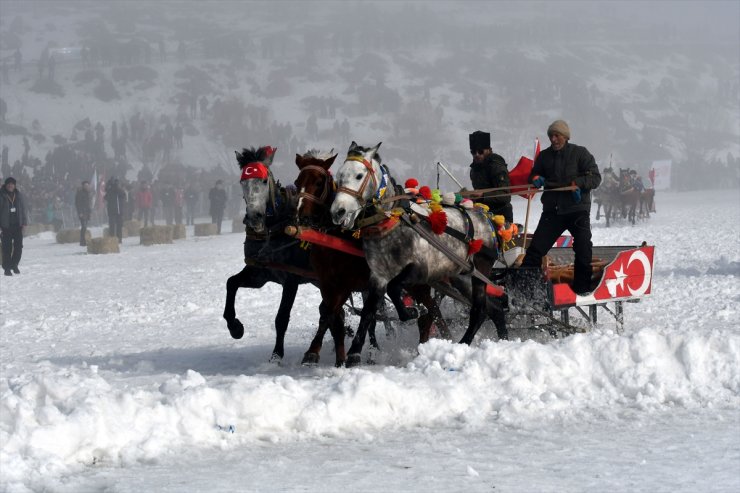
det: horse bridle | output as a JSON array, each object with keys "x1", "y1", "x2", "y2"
[
  {"x1": 335, "y1": 154, "x2": 378, "y2": 208},
  {"x1": 297, "y1": 164, "x2": 333, "y2": 210}
]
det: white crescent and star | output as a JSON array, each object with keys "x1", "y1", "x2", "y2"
[{"x1": 626, "y1": 249, "x2": 652, "y2": 296}]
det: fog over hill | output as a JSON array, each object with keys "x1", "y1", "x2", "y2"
[{"x1": 1, "y1": 0, "x2": 738, "y2": 190}]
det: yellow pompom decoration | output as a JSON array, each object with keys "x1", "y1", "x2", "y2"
[
  {"x1": 493, "y1": 215, "x2": 505, "y2": 226},
  {"x1": 474, "y1": 203, "x2": 489, "y2": 212},
  {"x1": 429, "y1": 202, "x2": 443, "y2": 213},
  {"x1": 431, "y1": 189, "x2": 442, "y2": 203}
]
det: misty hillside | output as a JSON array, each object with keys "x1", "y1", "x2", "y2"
[{"x1": 1, "y1": 0, "x2": 738, "y2": 190}]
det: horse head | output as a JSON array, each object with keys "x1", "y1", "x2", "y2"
[
  {"x1": 330, "y1": 141, "x2": 382, "y2": 229},
  {"x1": 236, "y1": 145, "x2": 277, "y2": 233},
  {"x1": 294, "y1": 148, "x2": 337, "y2": 228}
]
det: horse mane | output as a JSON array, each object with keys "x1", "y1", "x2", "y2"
[
  {"x1": 302, "y1": 148, "x2": 335, "y2": 161},
  {"x1": 236, "y1": 146, "x2": 272, "y2": 168}
]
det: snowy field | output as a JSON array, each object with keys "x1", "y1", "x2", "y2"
[{"x1": 1, "y1": 189, "x2": 739, "y2": 492}]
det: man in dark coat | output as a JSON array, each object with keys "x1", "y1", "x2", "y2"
[
  {"x1": 75, "y1": 180, "x2": 92, "y2": 246},
  {"x1": 468, "y1": 130, "x2": 513, "y2": 222},
  {"x1": 105, "y1": 178, "x2": 126, "y2": 243},
  {"x1": 0, "y1": 177, "x2": 28, "y2": 275},
  {"x1": 520, "y1": 120, "x2": 602, "y2": 295},
  {"x1": 208, "y1": 180, "x2": 227, "y2": 234}
]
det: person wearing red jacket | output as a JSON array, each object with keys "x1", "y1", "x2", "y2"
[{"x1": 136, "y1": 181, "x2": 154, "y2": 227}]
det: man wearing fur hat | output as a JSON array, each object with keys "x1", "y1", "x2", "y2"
[
  {"x1": 0, "y1": 177, "x2": 28, "y2": 276},
  {"x1": 520, "y1": 120, "x2": 601, "y2": 295},
  {"x1": 468, "y1": 130, "x2": 513, "y2": 222}
]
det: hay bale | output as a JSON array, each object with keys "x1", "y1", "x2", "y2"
[
  {"x1": 87, "y1": 237, "x2": 120, "y2": 254},
  {"x1": 194, "y1": 223, "x2": 218, "y2": 236},
  {"x1": 123, "y1": 219, "x2": 142, "y2": 237},
  {"x1": 172, "y1": 224, "x2": 186, "y2": 240},
  {"x1": 140, "y1": 225, "x2": 173, "y2": 245},
  {"x1": 23, "y1": 224, "x2": 45, "y2": 237},
  {"x1": 56, "y1": 229, "x2": 91, "y2": 244},
  {"x1": 232, "y1": 217, "x2": 246, "y2": 234}
]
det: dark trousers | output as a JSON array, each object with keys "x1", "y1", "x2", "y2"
[
  {"x1": 1, "y1": 224, "x2": 23, "y2": 270},
  {"x1": 79, "y1": 217, "x2": 88, "y2": 245},
  {"x1": 211, "y1": 210, "x2": 224, "y2": 233},
  {"x1": 174, "y1": 206, "x2": 183, "y2": 225},
  {"x1": 108, "y1": 214, "x2": 123, "y2": 241},
  {"x1": 520, "y1": 210, "x2": 593, "y2": 293}
]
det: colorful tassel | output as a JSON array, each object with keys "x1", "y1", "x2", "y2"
[
  {"x1": 419, "y1": 186, "x2": 432, "y2": 200},
  {"x1": 468, "y1": 238, "x2": 483, "y2": 256},
  {"x1": 429, "y1": 209, "x2": 447, "y2": 234},
  {"x1": 405, "y1": 178, "x2": 419, "y2": 189}
]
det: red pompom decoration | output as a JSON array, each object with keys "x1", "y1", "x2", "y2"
[
  {"x1": 467, "y1": 239, "x2": 483, "y2": 256},
  {"x1": 419, "y1": 186, "x2": 432, "y2": 200},
  {"x1": 429, "y1": 209, "x2": 447, "y2": 234},
  {"x1": 405, "y1": 178, "x2": 419, "y2": 189}
]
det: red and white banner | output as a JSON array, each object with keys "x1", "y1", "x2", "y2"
[{"x1": 551, "y1": 246, "x2": 654, "y2": 308}]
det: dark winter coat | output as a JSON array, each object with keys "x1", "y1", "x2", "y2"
[
  {"x1": 529, "y1": 142, "x2": 601, "y2": 214},
  {"x1": 105, "y1": 182, "x2": 126, "y2": 217},
  {"x1": 0, "y1": 186, "x2": 28, "y2": 229},
  {"x1": 208, "y1": 187, "x2": 227, "y2": 215},
  {"x1": 469, "y1": 153, "x2": 511, "y2": 211},
  {"x1": 75, "y1": 187, "x2": 92, "y2": 220}
]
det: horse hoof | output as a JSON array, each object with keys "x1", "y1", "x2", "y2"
[
  {"x1": 269, "y1": 353, "x2": 283, "y2": 365},
  {"x1": 227, "y1": 319, "x2": 244, "y2": 339},
  {"x1": 399, "y1": 307, "x2": 419, "y2": 322},
  {"x1": 345, "y1": 353, "x2": 362, "y2": 368},
  {"x1": 301, "y1": 352, "x2": 320, "y2": 366}
]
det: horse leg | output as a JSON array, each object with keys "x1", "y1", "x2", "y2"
[
  {"x1": 407, "y1": 284, "x2": 451, "y2": 342},
  {"x1": 386, "y1": 265, "x2": 421, "y2": 322},
  {"x1": 223, "y1": 266, "x2": 268, "y2": 339},
  {"x1": 346, "y1": 284, "x2": 383, "y2": 368},
  {"x1": 458, "y1": 277, "x2": 492, "y2": 345},
  {"x1": 595, "y1": 202, "x2": 602, "y2": 220},
  {"x1": 271, "y1": 278, "x2": 299, "y2": 363},
  {"x1": 302, "y1": 300, "x2": 332, "y2": 366}
]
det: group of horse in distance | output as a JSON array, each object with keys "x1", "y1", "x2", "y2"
[
  {"x1": 594, "y1": 167, "x2": 656, "y2": 227},
  {"x1": 223, "y1": 143, "x2": 508, "y2": 367}
]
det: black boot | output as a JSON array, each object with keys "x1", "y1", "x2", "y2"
[
  {"x1": 12, "y1": 266, "x2": 19, "y2": 274},
  {"x1": 4, "y1": 269, "x2": 12, "y2": 276}
]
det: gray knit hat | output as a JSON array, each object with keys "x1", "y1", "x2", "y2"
[{"x1": 547, "y1": 120, "x2": 571, "y2": 139}]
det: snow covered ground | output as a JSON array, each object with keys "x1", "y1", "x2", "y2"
[{"x1": 1, "y1": 189, "x2": 739, "y2": 492}]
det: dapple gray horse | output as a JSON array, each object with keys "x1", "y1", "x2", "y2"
[{"x1": 330, "y1": 142, "x2": 504, "y2": 366}]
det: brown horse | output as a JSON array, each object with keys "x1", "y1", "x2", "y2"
[{"x1": 294, "y1": 149, "x2": 449, "y2": 367}]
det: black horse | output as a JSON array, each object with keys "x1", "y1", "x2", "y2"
[{"x1": 222, "y1": 146, "x2": 316, "y2": 363}]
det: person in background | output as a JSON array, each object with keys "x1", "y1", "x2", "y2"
[
  {"x1": 468, "y1": 130, "x2": 513, "y2": 222},
  {"x1": 520, "y1": 120, "x2": 601, "y2": 295},
  {"x1": 0, "y1": 177, "x2": 28, "y2": 276},
  {"x1": 75, "y1": 180, "x2": 92, "y2": 246},
  {"x1": 136, "y1": 181, "x2": 153, "y2": 227},
  {"x1": 185, "y1": 184, "x2": 198, "y2": 226},
  {"x1": 209, "y1": 180, "x2": 227, "y2": 234},
  {"x1": 174, "y1": 185, "x2": 184, "y2": 225},
  {"x1": 105, "y1": 178, "x2": 126, "y2": 243}
]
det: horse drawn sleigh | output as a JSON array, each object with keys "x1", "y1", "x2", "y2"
[{"x1": 223, "y1": 144, "x2": 655, "y2": 367}]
